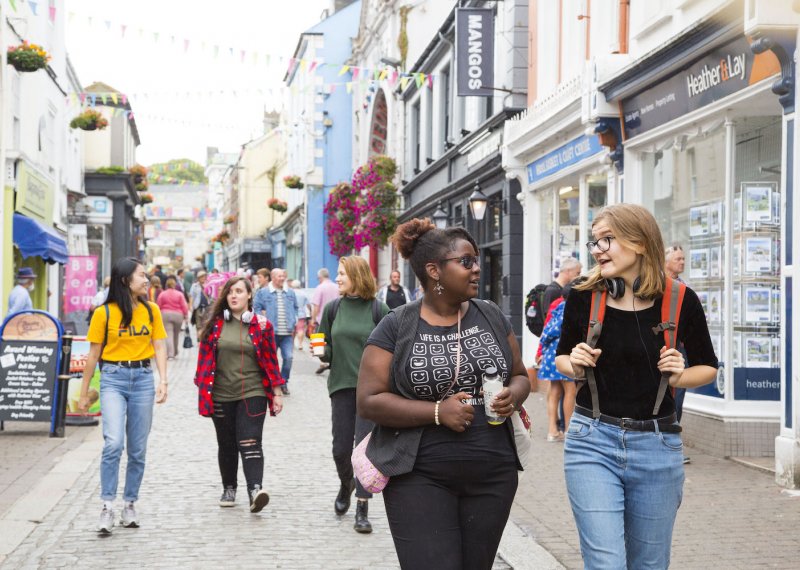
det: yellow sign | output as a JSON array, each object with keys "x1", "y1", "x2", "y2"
[{"x1": 16, "y1": 161, "x2": 54, "y2": 223}]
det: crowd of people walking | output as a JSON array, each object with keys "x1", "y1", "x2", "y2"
[{"x1": 72, "y1": 203, "x2": 717, "y2": 569}]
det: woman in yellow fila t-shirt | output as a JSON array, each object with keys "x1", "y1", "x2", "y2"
[{"x1": 78, "y1": 257, "x2": 169, "y2": 535}]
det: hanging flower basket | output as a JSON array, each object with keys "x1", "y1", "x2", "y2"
[
  {"x1": 212, "y1": 229, "x2": 230, "y2": 244},
  {"x1": 283, "y1": 175, "x2": 304, "y2": 189},
  {"x1": 129, "y1": 164, "x2": 148, "y2": 186},
  {"x1": 267, "y1": 198, "x2": 288, "y2": 213},
  {"x1": 139, "y1": 193, "x2": 154, "y2": 205},
  {"x1": 223, "y1": 214, "x2": 237, "y2": 224},
  {"x1": 70, "y1": 109, "x2": 108, "y2": 131},
  {"x1": 7, "y1": 42, "x2": 50, "y2": 72}
]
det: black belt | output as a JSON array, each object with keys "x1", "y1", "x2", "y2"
[
  {"x1": 575, "y1": 406, "x2": 682, "y2": 433},
  {"x1": 102, "y1": 359, "x2": 151, "y2": 369}
]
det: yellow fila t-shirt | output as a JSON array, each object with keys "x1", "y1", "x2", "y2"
[{"x1": 87, "y1": 302, "x2": 167, "y2": 362}]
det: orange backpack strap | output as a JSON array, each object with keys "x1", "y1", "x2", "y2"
[
  {"x1": 584, "y1": 290, "x2": 606, "y2": 418},
  {"x1": 651, "y1": 278, "x2": 687, "y2": 415}
]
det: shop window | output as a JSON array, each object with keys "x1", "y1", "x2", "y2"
[
  {"x1": 641, "y1": 117, "x2": 782, "y2": 400},
  {"x1": 586, "y1": 175, "x2": 608, "y2": 269},
  {"x1": 440, "y1": 66, "x2": 451, "y2": 153},
  {"x1": 558, "y1": 186, "x2": 581, "y2": 261}
]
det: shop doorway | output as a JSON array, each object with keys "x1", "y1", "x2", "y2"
[{"x1": 482, "y1": 247, "x2": 503, "y2": 305}]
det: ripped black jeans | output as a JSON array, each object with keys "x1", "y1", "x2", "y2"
[{"x1": 211, "y1": 397, "x2": 267, "y2": 491}]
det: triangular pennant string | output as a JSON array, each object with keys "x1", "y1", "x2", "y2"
[{"x1": 29, "y1": 1, "x2": 38, "y2": 16}]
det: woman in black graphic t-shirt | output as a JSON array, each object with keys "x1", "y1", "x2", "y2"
[
  {"x1": 358, "y1": 219, "x2": 530, "y2": 570},
  {"x1": 556, "y1": 204, "x2": 717, "y2": 569}
]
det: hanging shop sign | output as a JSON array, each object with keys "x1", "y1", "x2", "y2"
[
  {"x1": 526, "y1": 135, "x2": 603, "y2": 185},
  {"x1": 15, "y1": 161, "x2": 55, "y2": 223},
  {"x1": 456, "y1": 7, "x2": 494, "y2": 97},
  {"x1": 621, "y1": 36, "x2": 782, "y2": 138}
]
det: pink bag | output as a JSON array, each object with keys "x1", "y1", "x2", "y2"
[{"x1": 351, "y1": 432, "x2": 390, "y2": 493}]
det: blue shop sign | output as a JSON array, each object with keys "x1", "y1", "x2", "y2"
[{"x1": 527, "y1": 135, "x2": 603, "y2": 185}]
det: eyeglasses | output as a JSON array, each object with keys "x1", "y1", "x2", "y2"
[
  {"x1": 441, "y1": 255, "x2": 480, "y2": 269},
  {"x1": 585, "y1": 236, "x2": 616, "y2": 253}
]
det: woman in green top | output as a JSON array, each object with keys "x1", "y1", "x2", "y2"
[{"x1": 318, "y1": 256, "x2": 389, "y2": 534}]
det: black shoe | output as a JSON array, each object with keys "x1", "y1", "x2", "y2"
[
  {"x1": 249, "y1": 485, "x2": 270, "y2": 513},
  {"x1": 280, "y1": 385, "x2": 290, "y2": 396},
  {"x1": 315, "y1": 363, "x2": 330, "y2": 375},
  {"x1": 334, "y1": 479, "x2": 356, "y2": 516},
  {"x1": 354, "y1": 499, "x2": 372, "y2": 534}
]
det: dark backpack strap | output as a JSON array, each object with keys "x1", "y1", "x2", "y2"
[
  {"x1": 371, "y1": 299, "x2": 382, "y2": 326},
  {"x1": 584, "y1": 290, "x2": 606, "y2": 418},
  {"x1": 327, "y1": 297, "x2": 342, "y2": 326},
  {"x1": 651, "y1": 279, "x2": 686, "y2": 415}
]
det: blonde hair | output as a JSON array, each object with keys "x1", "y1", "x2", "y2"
[
  {"x1": 576, "y1": 204, "x2": 666, "y2": 299},
  {"x1": 339, "y1": 256, "x2": 377, "y2": 300}
]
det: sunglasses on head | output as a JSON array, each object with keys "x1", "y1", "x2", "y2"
[{"x1": 441, "y1": 255, "x2": 480, "y2": 269}]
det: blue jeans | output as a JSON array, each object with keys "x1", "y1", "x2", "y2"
[
  {"x1": 564, "y1": 413, "x2": 684, "y2": 570},
  {"x1": 275, "y1": 334, "x2": 294, "y2": 382},
  {"x1": 99, "y1": 364, "x2": 155, "y2": 502}
]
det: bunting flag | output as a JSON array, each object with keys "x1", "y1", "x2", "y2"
[{"x1": 29, "y1": 0, "x2": 37, "y2": 15}]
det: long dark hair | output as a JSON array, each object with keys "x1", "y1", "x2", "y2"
[
  {"x1": 106, "y1": 257, "x2": 151, "y2": 329},
  {"x1": 199, "y1": 276, "x2": 253, "y2": 342}
]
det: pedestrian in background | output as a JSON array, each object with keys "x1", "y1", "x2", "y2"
[
  {"x1": 255, "y1": 268, "x2": 270, "y2": 290},
  {"x1": 157, "y1": 277, "x2": 189, "y2": 360},
  {"x1": 556, "y1": 204, "x2": 717, "y2": 568},
  {"x1": 358, "y1": 219, "x2": 530, "y2": 569},
  {"x1": 537, "y1": 281, "x2": 578, "y2": 442},
  {"x1": 665, "y1": 243, "x2": 691, "y2": 464},
  {"x1": 317, "y1": 256, "x2": 389, "y2": 534},
  {"x1": 253, "y1": 268, "x2": 299, "y2": 395},
  {"x1": 78, "y1": 256, "x2": 169, "y2": 534},
  {"x1": 194, "y1": 276, "x2": 285, "y2": 513},
  {"x1": 290, "y1": 279, "x2": 310, "y2": 350},
  {"x1": 182, "y1": 266, "x2": 195, "y2": 297},
  {"x1": 376, "y1": 270, "x2": 413, "y2": 309},
  {"x1": 8, "y1": 267, "x2": 36, "y2": 314},
  {"x1": 190, "y1": 271, "x2": 210, "y2": 331},
  {"x1": 148, "y1": 276, "x2": 162, "y2": 303},
  {"x1": 310, "y1": 267, "x2": 340, "y2": 373}
]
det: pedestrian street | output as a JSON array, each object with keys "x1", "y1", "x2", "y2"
[{"x1": 2, "y1": 344, "x2": 524, "y2": 569}]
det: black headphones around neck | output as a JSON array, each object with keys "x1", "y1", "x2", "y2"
[{"x1": 604, "y1": 277, "x2": 641, "y2": 299}]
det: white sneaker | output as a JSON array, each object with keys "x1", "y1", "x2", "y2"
[
  {"x1": 97, "y1": 506, "x2": 115, "y2": 534},
  {"x1": 120, "y1": 502, "x2": 139, "y2": 528}
]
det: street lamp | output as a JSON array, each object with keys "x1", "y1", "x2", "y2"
[
  {"x1": 468, "y1": 182, "x2": 488, "y2": 221},
  {"x1": 432, "y1": 202, "x2": 448, "y2": 229}
]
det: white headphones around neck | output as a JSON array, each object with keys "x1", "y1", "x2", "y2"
[{"x1": 223, "y1": 309, "x2": 255, "y2": 323}]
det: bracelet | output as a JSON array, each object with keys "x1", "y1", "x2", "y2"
[{"x1": 434, "y1": 400, "x2": 441, "y2": 426}]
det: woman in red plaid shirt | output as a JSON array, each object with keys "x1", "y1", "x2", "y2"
[{"x1": 194, "y1": 276, "x2": 285, "y2": 513}]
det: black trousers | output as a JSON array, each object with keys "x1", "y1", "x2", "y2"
[
  {"x1": 330, "y1": 388, "x2": 374, "y2": 499},
  {"x1": 383, "y1": 459, "x2": 518, "y2": 570},
  {"x1": 211, "y1": 397, "x2": 267, "y2": 491}
]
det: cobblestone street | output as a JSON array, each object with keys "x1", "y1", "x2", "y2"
[{"x1": 0, "y1": 345, "x2": 547, "y2": 569}]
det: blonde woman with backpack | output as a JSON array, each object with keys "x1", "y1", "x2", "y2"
[{"x1": 556, "y1": 204, "x2": 717, "y2": 568}]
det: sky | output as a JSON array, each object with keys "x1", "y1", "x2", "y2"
[{"x1": 65, "y1": 0, "x2": 332, "y2": 165}]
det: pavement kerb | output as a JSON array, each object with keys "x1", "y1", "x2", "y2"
[
  {"x1": 0, "y1": 423, "x2": 102, "y2": 563},
  {"x1": 498, "y1": 517, "x2": 565, "y2": 570}
]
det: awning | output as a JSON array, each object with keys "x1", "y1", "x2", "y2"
[{"x1": 12, "y1": 213, "x2": 69, "y2": 265}]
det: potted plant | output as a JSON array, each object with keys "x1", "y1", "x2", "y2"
[
  {"x1": 267, "y1": 198, "x2": 288, "y2": 213},
  {"x1": 129, "y1": 164, "x2": 148, "y2": 185},
  {"x1": 283, "y1": 175, "x2": 304, "y2": 189},
  {"x1": 7, "y1": 41, "x2": 50, "y2": 72},
  {"x1": 217, "y1": 229, "x2": 230, "y2": 243},
  {"x1": 223, "y1": 214, "x2": 237, "y2": 225},
  {"x1": 139, "y1": 193, "x2": 154, "y2": 205},
  {"x1": 70, "y1": 109, "x2": 109, "y2": 131}
]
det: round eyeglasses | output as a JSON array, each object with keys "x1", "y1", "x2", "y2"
[{"x1": 585, "y1": 236, "x2": 616, "y2": 253}]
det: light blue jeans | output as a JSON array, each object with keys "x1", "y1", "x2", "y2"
[
  {"x1": 99, "y1": 364, "x2": 155, "y2": 502},
  {"x1": 564, "y1": 413, "x2": 684, "y2": 570}
]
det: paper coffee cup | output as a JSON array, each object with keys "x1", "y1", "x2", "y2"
[{"x1": 312, "y1": 343, "x2": 325, "y2": 357}]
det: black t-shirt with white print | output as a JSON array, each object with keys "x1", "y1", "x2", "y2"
[{"x1": 367, "y1": 302, "x2": 517, "y2": 464}]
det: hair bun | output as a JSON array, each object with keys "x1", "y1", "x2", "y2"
[{"x1": 391, "y1": 218, "x2": 436, "y2": 259}]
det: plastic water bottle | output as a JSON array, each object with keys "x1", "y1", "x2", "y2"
[{"x1": 482, "y1": 366, "x2": 506, "y2": 425}]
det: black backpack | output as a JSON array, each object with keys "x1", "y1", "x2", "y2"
[
  {"x1": 524, "y1": 283, "x2": 548, "y2": 337},
  {"x1": 327, "y1": 297, "x2": 383, "y2": 327}
]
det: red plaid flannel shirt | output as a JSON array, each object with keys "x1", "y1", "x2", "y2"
[{"x1": 194, "y1": 314, "x2": 285, "y2": 417}]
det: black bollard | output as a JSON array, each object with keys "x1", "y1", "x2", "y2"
[{"x1": 50, "y1": 335, "x2": 73, "y2": 438}]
